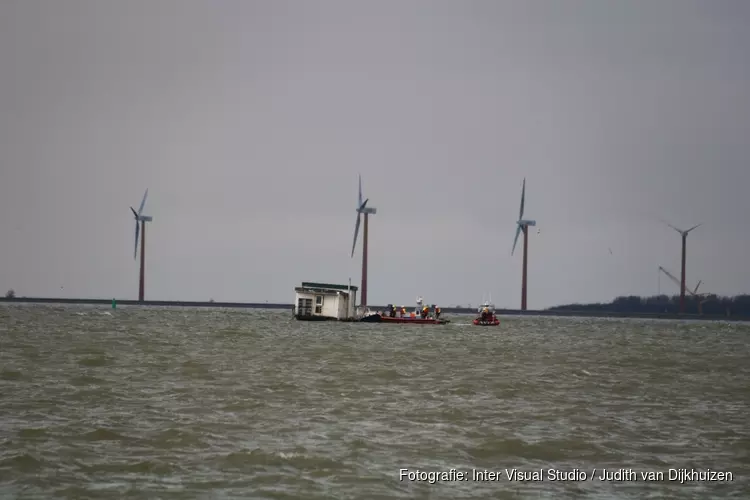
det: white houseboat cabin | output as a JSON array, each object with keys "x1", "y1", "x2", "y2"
[{"x1": 294, "y1": 282, "x2": 359, "y2": 321}]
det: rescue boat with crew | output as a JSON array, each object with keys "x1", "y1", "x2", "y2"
[
  {"x1": 359, "y1": 296, "x2": 449, "y2": 324},
  {"x1": 473, "y1": 300, "x2": 500, "y2": 326}
]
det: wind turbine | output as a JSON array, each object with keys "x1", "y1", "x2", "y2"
[
  {"x1": 511, "y1": 178, "x2": 536, "y2": 311},
  {"x1": 663, "y1": 220, "x2": 701, "y2": 314},
  {"x1": 130, "y1": 189, "x2": 153, "y2": 302},
  {"x1": 350, "y1": 175, "x2": 376, "y2": 310}
]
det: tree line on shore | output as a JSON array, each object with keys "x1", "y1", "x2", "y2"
[{"x1": 548, "y1": 294, "x2": 750, "y2": 316}]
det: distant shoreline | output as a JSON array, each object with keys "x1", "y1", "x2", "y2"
[{"x1": 1, "y1": 297, "x2": 749, "y2": 322}]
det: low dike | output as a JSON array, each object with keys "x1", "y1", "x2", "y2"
[{"x1": 0, "y1": 297, "x2": 290, "y2": 309}]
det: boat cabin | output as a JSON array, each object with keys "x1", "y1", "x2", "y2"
[
  {"x1": 478, "y1": 301, "x2": 496, "y2": 313},
  {"x1": 294, "y1": 282, "x2": 358, "y2": 321}
]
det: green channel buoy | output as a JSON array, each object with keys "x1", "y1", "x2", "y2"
[{"x1": 111, "y1": 298, "x2": 116, "y2": 310}]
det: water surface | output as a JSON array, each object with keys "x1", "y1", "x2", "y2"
[{"x1": 1, "y1": 304, "x2": 748, "y2": 499}]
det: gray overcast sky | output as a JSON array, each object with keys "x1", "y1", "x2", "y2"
[{"x1": 1, "y1": 0, "x2": 748, "y2": 308}]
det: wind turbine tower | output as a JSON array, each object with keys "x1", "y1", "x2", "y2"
[
  {"x1": 350, "y1": 175, "x2": 376, "y2": 310},
  {"x1": 130, "y1": 189, "x2": 153, "y2": 302},
  {"x1": 511, "y1": 178, "x2": 536, "y2": 311},
  {"x1": 664, "y1": 221, "x2": 701, "y2": 314}
]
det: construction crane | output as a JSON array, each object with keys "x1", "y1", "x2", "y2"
[
  {"x1": 658, "y1": 266, "x2": 701, "y2": 295},
  {"x1": 658, "y1": 266, "x2": 713, "y2": 314}
]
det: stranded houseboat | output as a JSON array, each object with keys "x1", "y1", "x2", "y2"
[{"x1": 294, "y1": 282, "x2": 358, "y2": 321}]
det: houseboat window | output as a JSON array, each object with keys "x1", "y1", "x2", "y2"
[
  {"x1": 296, "y1": 297, "x2": 313, "y2": 316},
  {"x1": 315, "y1": 295, "x2": 323, "y2": 305}
]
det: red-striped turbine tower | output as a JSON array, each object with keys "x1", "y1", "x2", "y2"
[
  {"x1": 663, "y1": 221, "x2": 701, "y2": 314},
  {"x1": 350, "y1": 175, "x2": 376, "y2": 311}
]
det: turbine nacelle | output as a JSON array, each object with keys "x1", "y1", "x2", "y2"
[
  {"x1": 517, "y1": 219, "x2": 536, "y2": 227},
  {"x1": 130, "y1": 207, "x2": 153, "y2": 222}
]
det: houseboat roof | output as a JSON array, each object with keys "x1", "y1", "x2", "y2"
[
  {"x1": 294, "y1": 286, "x2": 349, "y2": 297},
  {"x1": 295, "y1": 287, "x2": 352, "y2": 297},
  {"x1": 300, "y1": 282, "x2": 359, "y2": 292}
]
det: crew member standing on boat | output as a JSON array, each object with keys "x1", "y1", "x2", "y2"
[
  {"x1": 400, "y1": 305, "x2": 406, "y2": 317},
  {"x1": 481, "y1": 307, "x2": 489, "y2": 322},
  {"x1": 435, "y1": 306, "x2": 441, "y2": 319},
  {"x1": 421, "y1": 306, "x2": 429, "y2": 319}
]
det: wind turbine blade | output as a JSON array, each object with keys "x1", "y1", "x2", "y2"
[
  {"x1": 686, "y1": 223, "x2": 701, "y2": 233},
  {"x1": 512, "y1": 224, "x2": 521, "y2": 256},
  {"x1": 138, "y1": 189, "x2": 148, "y2": 215},
  {"x1": 359, "y1": 198, "x2": 369, "y2": 211},
  {"x1": 134, "y1": 222, "x2": 140, "y2": 260},
  {"x1": 661, "y1": 219, "x2": 683, "y2": 234},
  {"x1": 351, "y1": 214, "x2": 361, "y2": 258},
  {"x1": 518, "y1": 178, "x2": 526, "y2": 221},
  {"x1": 130, "y1": 206, "x2": 138, "y2": 218},
  {"x1": 358, "y1": 175, "x2": 363, "y2": 207}
]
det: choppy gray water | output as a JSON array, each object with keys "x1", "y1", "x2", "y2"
[{"x1": 1, "y1": 304, "x2": 748, "y2": 499}]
